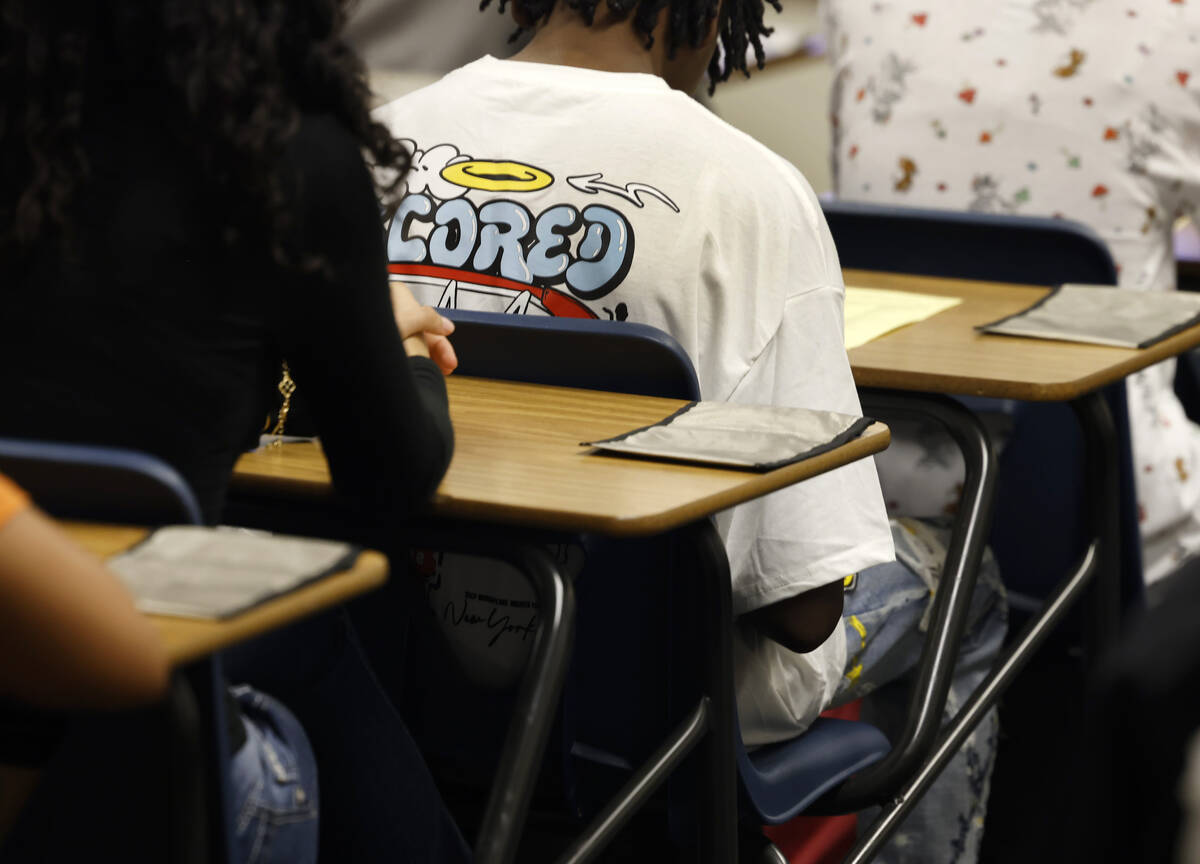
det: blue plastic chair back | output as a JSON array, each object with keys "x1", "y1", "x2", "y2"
[
  {"x1": 823, "y1": 200, "x2": 1118, "y2": 287},
  {"x1": 0, "y1": 437, "x2": 203, "y2": 526},
  {"x1": 444, "y1": 309, "x2": 702, "y2": 400},
  {"x1": 823, "y1": 201, "x2": 1143, "y2": 612}
]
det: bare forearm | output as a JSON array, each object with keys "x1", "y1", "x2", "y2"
[{"x1": 0, "y1": 510, "x2": 169, "y2": 710}]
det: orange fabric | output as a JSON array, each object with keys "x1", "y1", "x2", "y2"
[{"x1": 0, "y1": 474, "x2": 31, "y2": 529}]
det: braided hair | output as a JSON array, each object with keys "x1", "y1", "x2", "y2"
[
  {"x1": 479, "y1": 0, "x2": 782, "y2": 92},
  {"x1": 0, "y1": 1, "x2": 409, "y2": 265}
]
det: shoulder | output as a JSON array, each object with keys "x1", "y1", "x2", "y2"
[
  {"x1": 282, "y1": 114, "x2": 373, "y2": 194},
  {"x1": 372, "y1": 64, "x2": 476, "y2": 124},
  {"x1": 673, "y1": 96, "x2": 829, "y2": 229},
  {"x1": 279, "y1": 114, "x2": 382, "y2": 244},
  {"x1": 672, "y1": 98, "x2": 838, "y2": 284},
  {"x1": 678, "y1": 95, "x2": 817, "y2": 194}
]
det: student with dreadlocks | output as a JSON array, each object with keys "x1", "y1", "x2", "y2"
[{"x1": 374, "y1": 2, "x2": 1006, "y2": 860}]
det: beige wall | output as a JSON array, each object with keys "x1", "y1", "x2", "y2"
[
  {"x1": 710, "y1": 57, "x2": 833, "y2": 196},
  {"x1": 709, "y1": 0, "x2": 833, "y2": 195}
]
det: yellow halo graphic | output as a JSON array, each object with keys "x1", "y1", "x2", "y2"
[{"x1": 441, "y1": 160, "x2": 554, "y2": 193}]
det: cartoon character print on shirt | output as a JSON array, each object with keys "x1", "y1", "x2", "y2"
[
  {"x1": 1032, "y1": 0, "x2": 1095, "y2": 35},
  {"x1": 1124, "y1": 105, "x2": 1168, "y2": 177},
  {"x1": 967, "y1": 174, "x2": 1029, "y2": 213},
  {"x1": 894, "y1": 156, "x2": 918, "y2": 191},
  {"x1": 864, "y1": 53, "x2": 917, "y2": 124},
  {"x1": 386, "y1": 139, "x2": 678, "y2": 320}
]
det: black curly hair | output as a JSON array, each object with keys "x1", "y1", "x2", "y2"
[
  {"x1": 0, "y1": 1, "x2": 410, "y2": 264},
  {"x1": 480, "y1": 0, "x2": 782, "y2": 92}
]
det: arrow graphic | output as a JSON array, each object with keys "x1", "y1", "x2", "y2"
[{"x1": 566, "y1": 172, "x2": 680, "y2": 213}]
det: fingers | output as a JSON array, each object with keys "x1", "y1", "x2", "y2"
[
  {"x1": 397, "y1": 305, "x2": 455, "y2": 342},
  {"x1": 403, "y1": 305, "x2": 454, "y2": 340},
  {"x1": 425, "y1": 333, "x2": 458, "y2": 376}
]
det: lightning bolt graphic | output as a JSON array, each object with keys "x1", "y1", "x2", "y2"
[{"x1": 566, "y1": 173, "x2": 680, "y2": 213}]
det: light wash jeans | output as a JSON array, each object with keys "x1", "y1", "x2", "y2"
[
  {"x1": 229, "y1": 686, "x2": 319, "y2": 864},
  {"x1": 834, "y1": 518, "x2": 1008, "y2": 864}
]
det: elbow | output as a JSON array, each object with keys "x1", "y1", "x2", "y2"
[
  {"x1": 747, "y1": 580, "x2": 845, "y2": 655},
  {"x1": 93, "y1": 621, "x2": 171, "y2": 708},
  {"x1": 402, "y1": 382, "x2": 454, "y2": 505},
  {"x1": 93, "y1": 641, "x2": 170, "y2": 709},
  {"x1": 123, "y1": 649, "x2": 171, "y2": 707},
  {"x1": 402, "y1": 428, "x2": 453, "y2": 507},
  {"x1": 414, "y1": 419, "x2": 454, "y2": 502},
  {"x1": 769, "y1": 612, "x2": 842, "y2": 654},
  {"x1": 15, "y1": 640, "x2": 170, "y2": 711}
]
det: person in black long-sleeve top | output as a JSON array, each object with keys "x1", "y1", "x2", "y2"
[
  {"x1": 0, "y1": 3, "x2": 468, "y2": 861},
  {"x1": 3, "y1": 110, "x2": 453, "y2": 525}
]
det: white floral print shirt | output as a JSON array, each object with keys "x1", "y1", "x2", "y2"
[{"x1": 824, "y1": 0, "x2": 1200, "y2": 582}]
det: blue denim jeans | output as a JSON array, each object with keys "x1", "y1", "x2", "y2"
[
  {"x1": 229, "y1": 686, "x2": 319, "y2": 864},
  {"x1": 224, "y1": 610, "x2": 471, "y2": 864},
  {"x1": 834, "y1": 518, "x2": 1008, "y2": 864}
]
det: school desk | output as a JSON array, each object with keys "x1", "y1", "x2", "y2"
[
  {"x1": 234, "y1": 376, "x2": 891, "y2": 535},
  {"x1": 836, "y1": 268, "x2": 1200, "y2": 864},
  {"x1": 53, "y1": 521, "x2": 388, "y2": 861},
  {"x1": 231, "y1": 375, "x2": 891, "y2": 864},
  {"x1": 62, "y1": 522, "x2": 388, "y2": 667}
]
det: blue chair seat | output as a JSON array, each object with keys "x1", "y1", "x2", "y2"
[{"x1": 739, "y1": 717, "x2": 892, "y2": 826}]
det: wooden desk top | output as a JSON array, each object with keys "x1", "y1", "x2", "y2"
[
  {"x1": 845, "y1": 269, "x2": 1200, "y2": 401},
  {"x1": 233, "y1": 377, "x2": 890, "y2": 538},
  {"x1": 62, "y1": 522, "x2": 388, "y2": 667}
]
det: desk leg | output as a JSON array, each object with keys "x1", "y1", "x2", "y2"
[
  {"x1": 474, "y1": 543, "x2": 576, "y2": 864},
  {"x1": 842, "y1": 390, "x2": 1119, "y2": 862},
  {"x1": 691, "y1": 520, "x2": 738, "y2": 864},
  {"x1": 548, "y1": 520, "x2": 735, "y2": 864},
  {"x1": 821, "y1": 391, "x2": 997, "y2": 813},
  {"x1": 1073, "y1": 391, "x2": 1121, "y2": 659},
  {"x1": 554, "y1": 700, "x2": 711, "y2": 864}
]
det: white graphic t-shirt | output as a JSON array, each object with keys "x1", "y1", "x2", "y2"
[
  {"x1": 374, "y1": 56, "x2": 895, "y2": 745},
  {"x1": 824, "y1": 0, "x2": 1200, "y2": 583}
]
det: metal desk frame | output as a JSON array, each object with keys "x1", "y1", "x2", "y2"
[
  {"x1": 409, "y1": 519, "x2": 738, "y2": 864},
  {"x1": 831, "y1": 389, "x2": 1118, "y2": 862}
]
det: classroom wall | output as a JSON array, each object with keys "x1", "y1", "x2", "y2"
[
  {"x1": 709, "y1": 0, "x2": 833, "y2": 196},
  {"x1": 709, "y1": 56, "x2": 833, "y2": 197}
]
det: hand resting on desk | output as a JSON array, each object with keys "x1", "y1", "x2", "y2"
[{"x1": 390, "y1": 280, "x2": 458, "y2": 375}]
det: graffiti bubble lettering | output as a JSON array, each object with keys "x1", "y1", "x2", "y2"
[
  {"x1": 387, "y1": 194, "x2": 434, "y2": 262},
  {"x1": 427, "y1": 198, "x2": 478, "y2": 268},
  {"x1": 388, "y1": 194, "x2": 633, "y2": 302}
]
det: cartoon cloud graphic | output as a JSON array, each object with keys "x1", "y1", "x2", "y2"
[{"x1": 398, "y1": 140, "x2": 473, "y2": 200}]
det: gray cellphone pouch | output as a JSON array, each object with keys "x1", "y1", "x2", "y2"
[
  {"x1": 109, "y1": 526, "x2": 359, "y2": 619},
  {"x1": 583, "y1": 401, "x2": 874, "y2": 471},
  {"x1": 978, "y1": 283, "x2": 1200, "y2": 349}
]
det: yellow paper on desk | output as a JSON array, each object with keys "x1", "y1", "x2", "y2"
[{"x1": 845, "y1": 286, "x2": 963, "y2": 349}]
